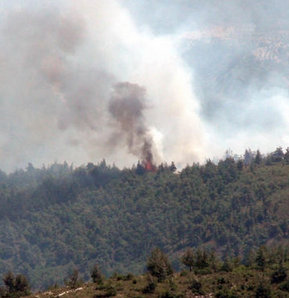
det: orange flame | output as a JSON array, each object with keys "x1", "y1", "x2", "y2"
[{"x1": 143, "y1": 160, "x2": 156, "y2": 172}]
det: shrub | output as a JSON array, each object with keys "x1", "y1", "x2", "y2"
[
  {"x1": 217, "y1": 277, "x2": 226, "y2": 285},
  {"x1": 1, "y1": 272, "x2": 31, "y2": 297},
  {"x1": 14, "y1": 274, "x2": 30, "y2": 293},
  {"x1": 215, "y1": 288, "x2": 238, "y2": 298},
  {"x1": 279, "y1": 280, "x2": 289, "y2": 292},
  {"x1": 255, "y1": 282, "x2": 271, "y2": 298},
  {"x1": 271, "y1": 265, "x2": 287, "y2": 284},
  {"x1": 180, "y1": 270, "x2": 188, "y2": 277},
  {"x1": 64, "y1": 269, "x2": 83, "y2": 289},
  {"x1": 189, "y1": 278, "x2": 204, "y2": 295},
  {"x1": 194, "y1": 267, "x2": 212, "y2": 275},
  {"x1": 169, "y1": 278, "x2": 177, "y2": 291},
  {"x1": 105, "y1": 286, "x2": 117, "y2": 296},
  {"x1": 158, "y1": 290, "x2": 183, "y2": 298},
  {"x1": 91, "y1": 264, "x2": 103, "y2": 284},
  {"x1": 114, "y1": 273, "x2": 134, "y2": 281},
  {"x1": 220, "y1": 258, "x2": 233, "y2": 272},
  {"x1": 125, "y1": 273, "x2": 134, "y2": 280},
  {"x1": 0, "y1": 286, "x2": 6, "y2": 297},
  {"x1": 142, "y1": 274, "x2": 157, "y2": 294}
]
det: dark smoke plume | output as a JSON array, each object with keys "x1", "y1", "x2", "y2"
[{"x1": 108, "y1": 82, "x2": 155, "y2": 164}]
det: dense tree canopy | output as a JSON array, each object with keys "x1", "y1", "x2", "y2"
[{"x1": 0, "y1": 149, "x2": 288, "y2": 288}]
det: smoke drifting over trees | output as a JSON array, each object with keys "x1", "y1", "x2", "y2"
[
  {"x1": 1, "y1": 0, "x2": 289, "y2": 170},
  {"x1": 0, "y1": 0, "x2": 204, "y2": 171},
  {"x1": 124, "y1": 0, "x2": 289, "y2": 156},
  {"x1": 109, "y1": 82, "x2": 156, "y2": 164}
]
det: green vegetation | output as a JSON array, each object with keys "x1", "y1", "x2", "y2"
[
  {"x1": 0, "y1": 148, "x2": 288, "y2": 289},
  {"x1": 90, "y1": 264, "x2": 103, "y2": 285},
  {"x1": 147, "y1": 248, "x2": 173, "y2": 282},
  {"x1": 181, "y1": 248, "x2": 194, "y2": 272},
  {"x1": 10, "y1": 245, "x2": 288, "y2": 297},
  {"x1": 0, "y1": 272, "x2": 30, "y2": 297},
  {"x1": 64, "y1": 269, "x2": 83, "y2": 289}
]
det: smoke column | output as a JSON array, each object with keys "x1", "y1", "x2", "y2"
[{"x1": 108, "y1": 82, "x2": 156, "y2": 165}]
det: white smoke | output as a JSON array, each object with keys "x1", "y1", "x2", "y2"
[
  {"x1": 123, "y1": 0, "x2": 289, "y2": 160},
  {"x1": 0, "y1": 0, "x2": 205, "y2": 171}
]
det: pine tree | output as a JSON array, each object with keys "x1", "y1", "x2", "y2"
[
  {"x1": 255, "y1": 150, "x2": 262, "y2": 164},
  {"x1": 65, "y1": 269, "x2": 82, "y2": 289},
  {"x1": 169, "y1": 162, "x2": 177, "y2": 173},
  {"x1": 136, "y1": 161, "x2": 145, "y2": 175},
  {"x1": 194, "y1": 249, "x2": 209, "y2": 269},
  {"x1": 91, "y1": 264, "x2": 103, "y2": 284},
  {"x1": 181, "y1": 248, "x2": 194, "y2": 271},
  {"x1": 147, "y1": 248, "x2": 173, "y2": 282},
  {"x1": 255, "y1": 247, "x2": 266, "y2": 271}
]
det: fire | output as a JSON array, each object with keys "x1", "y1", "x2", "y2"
[{"x1": 143, "y1": 160, "x2": 156, "y2": 172}]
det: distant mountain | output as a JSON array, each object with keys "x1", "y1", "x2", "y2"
[{"x1": 182, "y1": 26, "x2": 289, "y2": 128}]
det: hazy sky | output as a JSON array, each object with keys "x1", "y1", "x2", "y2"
[{"x1": 1, "y1": 0, "x2": 289, "y2": 171}]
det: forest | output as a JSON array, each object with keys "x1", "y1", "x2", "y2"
[
  {"x1": 1, "y1": 245, "x2": 289, "y2": 297},
  {"x1": 0, "y1": 147, "x2": 288, "y2": 289}
]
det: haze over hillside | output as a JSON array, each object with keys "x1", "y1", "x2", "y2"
[
  {"x1": 0, "y1": 149, "x2": 288, "y2": 288},
  {"x1": 1, "y1": 1, "x2": 289, "y2": 171}
]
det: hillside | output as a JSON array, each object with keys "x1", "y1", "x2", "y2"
[
  {"x1": 17, "y1": 246, "x2": 289, "y2": 297},
  {"x1": 0, "y1": 148, "x2": 289, "y2": 289}
]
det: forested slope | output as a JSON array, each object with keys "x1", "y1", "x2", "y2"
[{"x1": 0, "y1": 149, "x2": 288, "y2": 288}]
